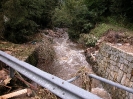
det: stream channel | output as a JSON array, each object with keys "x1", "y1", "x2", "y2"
[{"x1": 43, "y1": 28, "x2": 111, "y2": 99}]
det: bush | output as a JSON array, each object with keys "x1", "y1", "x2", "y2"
[
  {"x1": 25, "y1": 36, "x2": 56, "y2": 70},
  {"x1": 26, "y1": 52, "x2": 38, "y2": 66},
  {"x1": 34, "y1": 37, "x2": 56, "y2": 69},
  {"x1": 78, "y1": 33, "x2": 97, "y2": 47},
  {"x1": 52, "y1": 5, "x2": 72, "y2": 27}
]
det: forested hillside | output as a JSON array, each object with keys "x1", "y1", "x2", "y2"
[
  {"x1": 0, "y1": 0, "x2": 133, "y2": 43},
  {"x1": 0, "y1": 0, "x2": 57, "y2": 43}
]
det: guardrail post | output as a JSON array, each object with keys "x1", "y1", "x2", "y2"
[{"x1": 9, "y1": 67, "x2": 15, "y2": 78}]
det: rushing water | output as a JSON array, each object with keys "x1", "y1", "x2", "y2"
[
  {"x1": 52, "y1": 30, "x2": 91, "y2": 80},
  {"x1": 43, "y1": 28, "x2": 111, "y2": 99}
]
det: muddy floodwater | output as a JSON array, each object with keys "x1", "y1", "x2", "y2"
[{"x1": 43, "y1": 28, "x2": 111, "y2": 99}]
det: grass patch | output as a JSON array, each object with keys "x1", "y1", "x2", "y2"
[
  {"x1": 90, "y1": 23, "x2": 121, "y2": 38},
  {"x1": 89, "y1": 23, "x2": 133, "y2": 38},
  {"x1": 78, "y1": 23, "x2": 117, "y2": 46},
  {"x1": 79, "y1": 22, "x2": 133, "y2": 47}
]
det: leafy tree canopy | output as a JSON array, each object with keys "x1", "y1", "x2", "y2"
[
  {"x1": 52, "y1": 0, "x2": 133, "y2": 40},
  {"x1": 1, "y1": 0, "x2": 58, "y2": 43},
  {"x1": 0, "y1": 0, "x2": 133, "y2": 42}
]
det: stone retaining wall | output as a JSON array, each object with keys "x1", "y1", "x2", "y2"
[{"x1": 95, "y1": 43, "x2": 133, "y2": 99}]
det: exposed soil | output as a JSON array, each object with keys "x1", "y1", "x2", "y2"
[{"x1": 102, "y1": 29, "x2": 133, "y2": 53}]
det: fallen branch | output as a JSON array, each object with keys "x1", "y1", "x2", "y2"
[
  {"x1": 13, "y1": 71, "x2": 37, "y2": 97},
  {"x1": 0, "y1": 88, "x2": 28, "y2": 99}
]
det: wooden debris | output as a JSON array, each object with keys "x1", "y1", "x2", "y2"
[
  {"x1": 15, "y1": 71, "x2": 37, "y2": 90},
  {"x1": 0, "y1": 88, "x2": 31, "y2": 99},
  {"x1": 75, "y1": 66, "x2": 93, "y2": 91},
  {"x1": 0, "y1": 70, "x2": 11, "y2": 86}
]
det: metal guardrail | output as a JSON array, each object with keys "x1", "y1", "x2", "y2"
[
  {"x1": 67, "y1": 76, "x2": 80, "y2": 83},
  {"x1": 89, "y1": 74, "x2": 133, "y2": 93},
  {"x1": 67, "y1": 74, "x2": 133, "y2": 94},
  {"x1": 0, "y1": 51, "x2": 101, "y2": 99},
  {"x1": 65, "y1": 68, "x2": 133, "y2": 94}
]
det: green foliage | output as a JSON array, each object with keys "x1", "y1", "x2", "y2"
[
  {"x1": 26, "y1": 52, "x2": 38, "y2": 66},
  {"x1": 106, "y1": 0, "x2": 133, "y2": 22},
  {"x1": 78, "y1": 33, "x2": 97, "y2": 47},
  {"x1": 102, "y1": 15, "x2": 133, "y2": 31},
  {"x1": 90, "y1": 23, "x2": 114, "y2": 38},
  {"x1": 52, "y1": 4, "x2": 72, "y2": 27},
  {"x1": 89, "y1": 23, "x2": 119, "y2": 38},
  {"x1": 1, "y1": 0, "x2": 133, "y2": 43},
  {"x1": 53, "y1": 0, "x2": 109, "y2": 40},
  {"x1": 109, "y1": 0, "x2": 132, "y2": 14},
  {"x1": 85, "y1": 0, "x2": 108, "y2": 16},
  {"x1": 41, "y1": 0, "x2": 58, "y2": 27},
  {"x1": 53, "y1": 0, "x2": 94, "y2": 39},
  {"x1": 1, "y1": 0, "x2": 41, "y2": 43},
  {"x1": 68, "y1": 29, "x2": 80, "y2": 40},
  {"x1": 89, "y1": 23, "x2": 133, "y2": 39},
  {"x1": 1, "y1": 0, "x2": 58, "y2": 43}
]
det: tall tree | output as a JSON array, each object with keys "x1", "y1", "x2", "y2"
[{"x1": 2, "y1": 0, "x2": 58, "y2": 43}]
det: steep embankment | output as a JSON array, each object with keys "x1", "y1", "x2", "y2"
[{"x1": 0, "y1": 33, "x2": 57, "y2": 99}]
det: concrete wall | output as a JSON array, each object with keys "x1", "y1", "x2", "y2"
[{"x1": 95, "y1": 43, "x2": 133, "y2": 99}]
